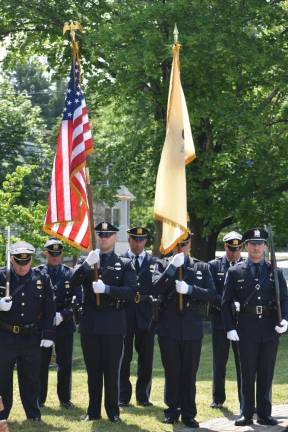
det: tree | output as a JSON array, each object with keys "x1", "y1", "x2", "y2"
[
  {"x1": 0, "y1": 79, "x2": 53, "y2": 203},
  {"x1": 7, "y1": 60, "x2": 66, "y2": 129},
  {"x1": 0, "y1": 166, "x2": 81, "y2": 264},
  {"x1": 1, "y1": 0, "x2": 288, "y2": 259}
]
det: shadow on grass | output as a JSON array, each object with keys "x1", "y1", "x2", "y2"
[
  {"x1": 40, "y1": 404, "x2": 85, "y2": 419},
  {"x1": 8, "y1": 419, "x2": 69, "y2": 431}
]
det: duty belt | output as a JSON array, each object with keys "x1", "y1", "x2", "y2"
[
  {"x1": 0, "y1": 320, "x2": 40, "y2": 335},
  {"x1": 241, "y1": 305, "x2": 274, "y2": 316},
  {"x1": 134, "y1": 293, "x2": 154, "y2": 304}
]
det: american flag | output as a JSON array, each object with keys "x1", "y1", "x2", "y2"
[{"x1": 43, "y1": 60, "x2": 93, "y2": 249}]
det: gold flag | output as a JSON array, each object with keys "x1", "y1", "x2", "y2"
[{"x1": 154, "y1": 43, "x2": 195, "y2": 254}]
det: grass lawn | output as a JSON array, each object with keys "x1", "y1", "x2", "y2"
[{"x1": 7, "y1": 331, "x2": 288, "y2": 431}]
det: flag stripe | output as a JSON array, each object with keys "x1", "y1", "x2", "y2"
[{"x1": 43, "y1": 59, "x2": 93, "y2": 250}]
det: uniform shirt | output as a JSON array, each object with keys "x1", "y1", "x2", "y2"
[
  {"x1": 0, "y1": 266, "x2": 55, "y2": 342},
  {"x1": 222, "y1": 259, "x2": 288, "y2": 342},
  {"x1": 152, "y1": 255, "x2": 217, "y2": 341},
  {"x1": 37, "y1": 263, "x2": 82, "y2": 335},
  {"x1": 71, "y1": 251, "x2": 137, "y2": 336},
  {"x1": 127, "y1": 250, "x2": 146, "y2": 269},
  {"x1": 123, "y1": 250, "x2": 157, "y2": 330}
]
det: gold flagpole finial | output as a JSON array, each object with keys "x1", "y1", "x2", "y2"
[
  {"x1": 173, "y1": 24, "x2": 179, "y2": 44},
  {"x1": 63, "y1": 21, "x2": 83, "y2": 74},
  {"x1": 63, "y1": 21, "x2": 83, "y2": 41}
]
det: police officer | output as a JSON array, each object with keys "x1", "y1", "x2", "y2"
[
  {"x1": 38, "y1": 238, "x2": 81, "y2": 409},
  {"x1": 119, "y1": 227, "x2": 156, "y2": 407},
  {"x1": 153, "y1": 233, "x2": 216, "y2": 428},
  {"x1": 71, "y1": 222, "x2": 137, "y2": 423},
  {"x1": 222, "y1": 228, "x2": 288, "y2": 426},
  {"x1": 0, "y1": 242, "x2": 55, "y2": 421},
  {"x1": 208, "y1": 231, "x2": 243, "y2": 409}
]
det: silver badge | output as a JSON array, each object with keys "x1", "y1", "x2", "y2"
[{"x1": 255, "y1": 283, "x2": 260, "y2": 290}]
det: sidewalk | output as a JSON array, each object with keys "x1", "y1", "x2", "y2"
[{"x1": 178, "y1": 405, "x2": 288, "y2": 431}]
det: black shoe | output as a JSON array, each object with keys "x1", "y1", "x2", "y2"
[
  {"x1": 136, "y1": 401, "x2": 153, "y2": 407},
  {"x1": 119, "y1": 401, "x2": 130, "y2": 407},
  {"x1": 109, "y1": 415, "x2": 121, "y2": 423},
  {"x1": 182, "y1": 417, "x2": 199, "y2": 428},
  {"x1": 235, "y1": 416, "x2": 253, "y2": 426},
  {"x1": 80, "y1": 414, "x2": 101, "y2": 422},
  {"x1": 27, "y1": 417, "x2": 41, "y2": 422},
  {"x1": 60, "y1": 401, "x2": 75, "y2": 409},
  {"x1": 257, "y1": 416, "x2": 278, "y2": 426},
  {"x1": 210, "y1": 402, "x2": 223, "y2": 409},
  {"x1": 162, "y1": 417, "x2": 178, "y2": 424}
]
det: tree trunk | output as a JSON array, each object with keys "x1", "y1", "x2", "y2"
[{"x1": 189, "y1": 217, "x2": 219, "y2": 261}]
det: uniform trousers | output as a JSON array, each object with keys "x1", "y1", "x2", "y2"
[
  {"x1": 120, "y1": 325, "x2": 154, "y2": 404},
  {"x1": 0, "y1": 337, "x2": 41, "y2": 420},
  {"x1": 238, "y1": 337, "x2": 278, "y2": 419},
  {"x1": 158, "y1": 336, "x2": 202, "y2": 420},
  {"x1": 81, "y1": 333, "x2": 124, "y2": 419},
  {"x1": 39, "y1": 331, "x2": 74, "y2": 404},
  {"x1": 212, "y1": 328, "x2": 242, "y2": 406}
]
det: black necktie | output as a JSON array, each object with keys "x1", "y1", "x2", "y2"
[
  {"x1": 254, "y1": 263, "x2": 260, "y2": 280},
  {"x1": 134, "y1": 255, "x2": 140, "y2": 274}
]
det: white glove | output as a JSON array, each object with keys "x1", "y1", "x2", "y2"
[
  {"x1": 40, "y1": 339, "x2": 54, "y2": 348},
  {"x1": 54, "y1": 312, "x2": 63, "y2": 326},
  {"x1": 227, "y1": 330, "x2": 239, "y2": 341},
  {"x1": 92, "y1": 280, "x2": 106, "y2": 294},
  {"x1": 234, "y1": 301, "x2": 240, "y2": 312},
  {"x1": 275, "y1": 319, "x2": 288, "y2": 334},
  {"x1": 0, "y1": 297, "x2": 12, "y2": 312},
  {"x1": 176, "y1": 280, "x2": 189, "y2": 294},
  {"x1": 170, "y1": 252, "x2": 185, "y2": 268},
  {"x1": 85, "y1": 249, "x2": 100, "y2": 266}
]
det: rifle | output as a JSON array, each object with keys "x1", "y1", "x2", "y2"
[
  {"x1": 5, "y1": 226, "x2": 11, "y2": 298},
  {"x1": 267, "y1": 224, "x2": 282, "y2": 325}
]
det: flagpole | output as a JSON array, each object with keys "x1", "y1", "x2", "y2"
[
  {"x1": 64, "y1": 21, "x2": 100, "y2": 306},
  {"x1": 86, "y1": 168, "x2": 100, "y2": 306},
  {"x1": 174, "y1": 24, "x2": 184, "y2": 312}
]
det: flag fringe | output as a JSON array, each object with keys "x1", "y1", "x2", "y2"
[
  {"x1": 42, "y1": 225, "x2": 90, "y2": 251},
  {"x1": 154, "y1": 212, "x2": 189, "y2": 255}
]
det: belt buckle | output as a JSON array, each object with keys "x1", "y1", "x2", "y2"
[
  {"x1": 256, "y1": 305, "x2": 263, "y2": 315},
  {"x1": 135, "y1": 292, "x2": 141, "y2": 304},
  {"x1": 12, "y1": 325, "x2": 20, "y2": 334}
]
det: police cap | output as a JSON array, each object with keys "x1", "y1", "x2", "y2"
[
  {"x1": 44, "y1": 238, "x2": 63, "y2": 256},
  {"x1": 127, "y1": 227, "x2": 149, "y2": 241},
  {"x1": 95, "y1": 221, "x2": 119, "y2": 238},
  {"x1": 242, "y1": 228, "x2": 268, "y2": 243},
  {"x1": 223, "y1": 231, "x2": 242, "y2": 250},
  {"x1": 11, "y1": 241, "x2": 35, "y2": 265}
]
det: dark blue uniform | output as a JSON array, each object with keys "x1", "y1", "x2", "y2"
[
  {"x1": 37, "y1": 263, "x2": 81, "y2": 406},
  {"x1": 0, "y1": 267, "x2": 55, "y2": 420},
  {"x1": 208, "y1": 256, "x2": 242, "y2": 407},
  {"x1": 222, "y1": 259, "x2": 288, "y2": 419},
  {"x1": 120, "y1": 251, "x2": 156, "y2": 405},
  {"x1": 153, "y1": 255, "x2": 216, "y2": 421},
  {"x1": 71, "y1": 252, "x2": 137, "y2": 420}
]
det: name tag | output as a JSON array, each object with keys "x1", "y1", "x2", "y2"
[{"x1": 237, "y1": 279, "x2": 244, "y2": 283}]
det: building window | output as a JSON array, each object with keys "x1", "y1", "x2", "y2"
[{"x1": 104, "y1": 207, "x2": 120, "y2": 227}]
